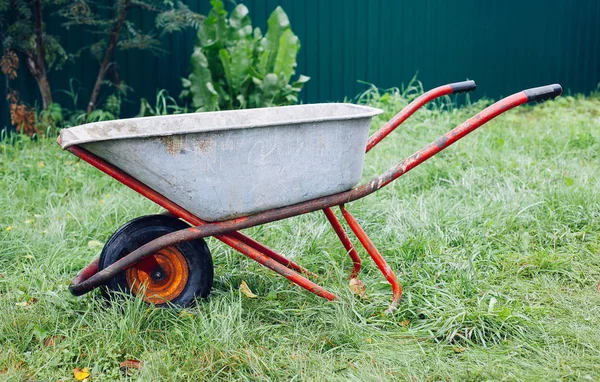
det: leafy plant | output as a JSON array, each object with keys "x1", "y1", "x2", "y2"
[
  {"x1": 38, "y1": 102, "x2": 64, "y2": 127},
  {"x1": 55, "y1": 0, "x2": 202, "y2": 114},
  {"x1": 70, "y1": 80, "x2": 131, "y2": 124},
  {"x1": 0, "y1": 0, "x2": 67, "y2": 110},
  {"x1": 138, "y1": 89, "x2": 188, "y2": 117},
  {"x1": 180, "y1": 0, "x2": 309, "y2": 111}
]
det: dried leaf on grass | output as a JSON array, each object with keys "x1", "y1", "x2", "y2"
[
  {"x1": 179, "y1": 310, "x2": 195, "y2": 319},
  {"x1": 120, "y1": 359, "x2": 143, "y2": 376},
  {"x1": 15, "y1": 298, "x2": 37, "y2": 308},
  {"x1": 349, "y1": 278, "x2": 368, "y2": 299},
  {"x1": 43, "y1": 335, "x2": 65, "y2": 347},
  {"x1": 240, "y1": 280, "x2": 258, "y2": 298},
  {"x1": 73, "y1": 367, "x2": 90, "y2": 380}
]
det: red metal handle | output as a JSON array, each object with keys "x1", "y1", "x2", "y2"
[{"x1": 366, "y1": 80, "x2": 477, "y2": 152}]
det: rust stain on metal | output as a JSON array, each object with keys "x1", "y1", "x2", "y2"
[
  {"x1": 197, "y1": 139, "x2": 211, "y2": 152},
  {"x1": 160, "y1": 136, "x2": 185, "y2": 156},
  {"x1": 192, "y1": 136, "x2": 214, "y2": 153}
]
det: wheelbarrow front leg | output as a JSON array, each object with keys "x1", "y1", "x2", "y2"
[
  {"x1": 323, "y1": 207, "x2": 362, "y2": 279},
  {"x1": 339, "y1": 206, "x2": 402, "y2": 313},
  {"x1": 71, "y1": 258, "x2": 99, "y2": 291}
]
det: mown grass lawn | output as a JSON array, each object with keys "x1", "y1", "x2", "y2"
[{"x1": 1, "y1": 90, "x2": 599, "y2": 381}]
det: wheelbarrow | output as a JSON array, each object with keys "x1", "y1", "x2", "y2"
[{"x1": 59, "y1": 81, "x2": 562, "y2": 312}]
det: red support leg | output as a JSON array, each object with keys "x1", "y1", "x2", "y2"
[
  {"x1": 323, "y1": 207, "x2": 361, "y2": 279},
  {"x1": 339, "y1": 205, "x2": 402, "y2": 313}
]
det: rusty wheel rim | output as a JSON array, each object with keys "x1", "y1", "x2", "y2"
[{"x1": 126, "y1": 246, "x2": 188, "y2": 304}]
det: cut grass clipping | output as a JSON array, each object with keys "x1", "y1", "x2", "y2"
[{"x1": 1, "y1": 88, "x2": 600, "y2": 380}]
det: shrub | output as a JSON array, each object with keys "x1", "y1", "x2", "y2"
[{"x1": 180, "y1": 0, "x2": 309, "y2": 111}]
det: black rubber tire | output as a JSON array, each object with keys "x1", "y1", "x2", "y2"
[{"x1": 98, "y1": 214, "x2": 213, "y2": 307}]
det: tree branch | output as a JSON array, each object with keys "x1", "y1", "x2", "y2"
[
  {"x1": 87, "y1": 0, "x2": 130, "y2": 113},
  {"x1": 32, "y1": 0, "x2": 53, "y2": 109}
]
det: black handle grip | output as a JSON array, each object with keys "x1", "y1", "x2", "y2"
[
  {"x1": 449, "y1": 80, "x2": 477, "y2": 94},
  {"x1": 523, "y1": 84, "x2": 562, "y2": 103}
]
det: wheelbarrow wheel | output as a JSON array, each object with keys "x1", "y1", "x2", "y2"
[{"x1": 98, "y1": 214, "x2": 213, "y2": 308}]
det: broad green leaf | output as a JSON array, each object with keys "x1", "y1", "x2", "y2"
[
  {"x1": 258, "y1": 50, "x2": 270, "y2": 78},
  {"x1": 259, "y1": 6, "x2": 291, "y2": 74},
  {"x1": 253, "y1": 27, "x2": 263, "y2": 40},
  {"x1": 189, "y1": 47, "x2": 219, "y2": 111},
  {"x1": 197, "y1": 0, "x2": 228, "y2": 49},
  {"x1": 214, "y1": 81, "x2": 229, "y2": 102},
  {"x1": 219, "y1": 40, "x2": 252, "y2": 92},
  {"x1": 260, "y1": 73, "x2": 280, "y2": 106},
  {"x1": 251, "y1": 76, "x2": 263, "y2": 86},
  {"x1": 291, "y1": 74, "x2": 310, "y2": 90},
  {"x1": 229, "y1": 4, "x2": 252, "y2": 38},
  {"x1": 273, "y1": 29, "x2": 299, "y2": 83},
  {"x1": 236, "y1": 94, "x2": 247, "y2": 109},
  {"x1": 183, "y1": 2, "x2": 307, "y2": 111},
  {"x1": 219, "y1": 49, "x2": 233, "y2": 87}
]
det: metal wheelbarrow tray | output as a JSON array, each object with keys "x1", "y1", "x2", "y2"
[
  {"x1": 59, "y1": 104, "x2": 382, "y2": 221},
  {"x1": 60, "y1": 81, "x2": 562, "y2": 312}
]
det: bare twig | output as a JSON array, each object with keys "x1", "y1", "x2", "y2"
[{"x1": 87, "y1": 0, "x2": 131, "y2": 113}]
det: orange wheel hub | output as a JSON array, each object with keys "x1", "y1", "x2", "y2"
[{"x1": 126, "y1": 246, "x2": 188, "y2": 304}]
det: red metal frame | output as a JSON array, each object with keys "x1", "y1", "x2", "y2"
[
  {"x1": 323, "y1": 207, "x2": 362, "y2": 279},
  {"x1": 65, "y1": 81, "x2": 561, "y2": 312},
  {"x1": 340, "y1": 205, "x2": 402, "y2": 312}
]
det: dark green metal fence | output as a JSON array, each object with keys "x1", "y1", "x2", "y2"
[{"x1": 2, "y1": 0, "x2": 600, "y2": 128}]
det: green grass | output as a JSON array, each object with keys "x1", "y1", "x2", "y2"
[{"x1": 1, "y1": 91, "x2": 600, "y2": 381}]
